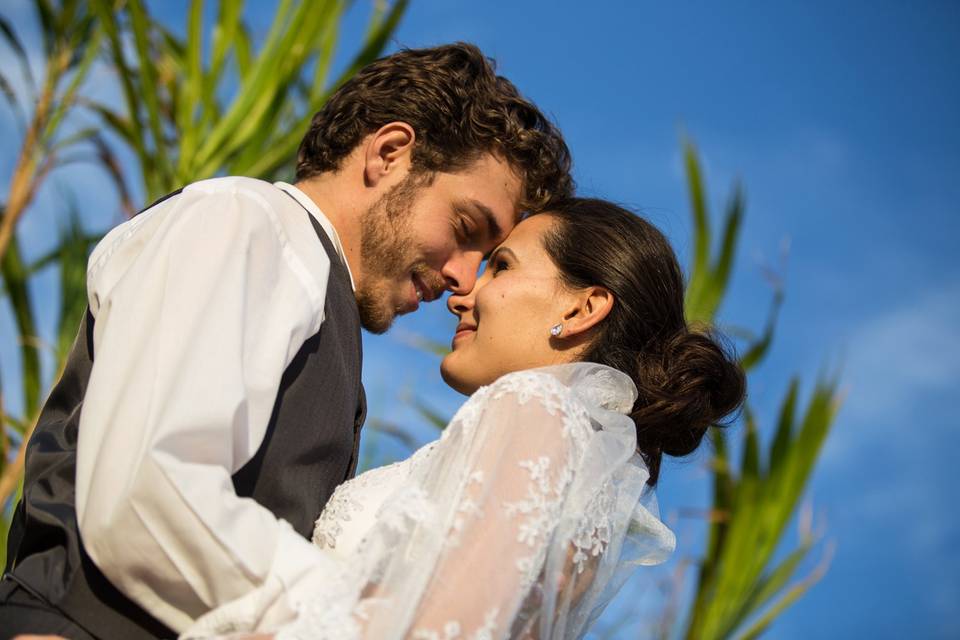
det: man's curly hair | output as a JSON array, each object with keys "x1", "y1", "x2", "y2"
[{"x1": 296, "y1": 43, "x2": 573, "y2": 211}]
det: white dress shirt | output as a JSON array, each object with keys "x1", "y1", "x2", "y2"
[{"x1": 74, "y1": 177, "x2": 355, "y2": 633}]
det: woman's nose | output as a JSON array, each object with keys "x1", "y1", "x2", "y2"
[{"x1": 447, "y1": 288, "x2": 474, "y2": 317}]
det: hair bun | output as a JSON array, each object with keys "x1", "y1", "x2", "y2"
[{"x1": 632, "y1": 329, "x2": 746, "y2": 458}]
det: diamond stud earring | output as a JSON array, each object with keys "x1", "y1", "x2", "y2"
[{"x1": 550, "y1": 323, "x2": 563, "y2": 337}]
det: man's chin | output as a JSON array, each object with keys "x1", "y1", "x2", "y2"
[
  {"x1": 356, "y1": 295, "x2": 397, "y2": 335},
  {"x1": 359, "y1": 310, "x2": 396, "y2": 335}
]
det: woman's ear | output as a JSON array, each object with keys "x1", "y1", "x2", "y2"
[
  {"x1": 559, "y1": 286, "x2": 614, "y2": 337},
  {"x1": 363, "y1": 122, "x2": 415, "y2": 186}
]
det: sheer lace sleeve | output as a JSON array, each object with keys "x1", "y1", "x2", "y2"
[{"x1": 276, "y1": 366, "x2": 675, "y2": 640}]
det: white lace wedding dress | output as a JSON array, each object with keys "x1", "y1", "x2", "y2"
[{"x1": 196, "y1": 363, "x2": 675, "y2": 639}]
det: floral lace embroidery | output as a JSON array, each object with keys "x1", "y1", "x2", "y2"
[
  {"x1": 380, "y1": 484, "x2": 435, "y2": 534},
  {"x1": 487, "y1": 371, "x2": 568, "y2": 417},
  {"x1": 447, "y1": 470, "x2": 486, "y2": 549},
  {"x1": 313, "y1": 489, "x2": 361, "y2": 549},
  {"x1": 571, "y1": 478, "x2": 616, "y2": 572},
  {"x1": 312, "y1": 442, "x2": 439, "y2": 550},
  {"x1": 504, "y1": 455, "x2": 575, "y2": 587},
  {"x1": 276, "y1": 563, "x2": 362, "y2": 640},
  {"x1": 484, "y1": 371, "x2": 594, "y2": 451},
  {"x1": 411, "y1": 622, "x2": 461, "y2": 640},
  {"x1": 411, "y1": 607, "x2": 499, "y2": 640}
]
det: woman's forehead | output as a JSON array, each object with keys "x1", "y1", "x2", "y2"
[{"x1": 499, "y1": 213, "x2": 556, "y2": 249}]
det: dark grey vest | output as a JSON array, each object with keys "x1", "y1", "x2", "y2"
[{"x1": 3, "y1": 192, "x2": 366, "y2": 639}]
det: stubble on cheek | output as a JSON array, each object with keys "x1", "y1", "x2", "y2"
[{"x1": 354, "y1": 176, "x2": 423, "y2": 333}]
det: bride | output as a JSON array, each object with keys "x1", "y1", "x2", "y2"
[{"x1": 184, "y1": 197, "x2": 745, "y2": 639}]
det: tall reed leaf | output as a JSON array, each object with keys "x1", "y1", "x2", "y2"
[
  {"x1": 91, "y1": 0, "x2": 408, "y2": 200},
  {"x1": 678, "y1": 142, "x2": 839, "y2": 639}
]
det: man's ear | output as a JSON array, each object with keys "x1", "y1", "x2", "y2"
[
  {"x1": 363, "y1": 122, "x2": 415, "y2": 187},
  {"x1": 559, "y1": 286, "x2": 614, "y2": 337}
]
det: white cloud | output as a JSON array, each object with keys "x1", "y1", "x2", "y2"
[
  {"x1": 841, "y1": 281, "x2": 960, "y2": 424},
  {"x1": 814, "y1": 281, "x2": 960, "y2": 630}
]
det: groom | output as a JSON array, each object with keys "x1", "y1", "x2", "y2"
[{"x1": 0, "y1": 43, "x2": 572, "y2": 639}]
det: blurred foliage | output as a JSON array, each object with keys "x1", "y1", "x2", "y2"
[
  {"x1": 0, "y1": 0, "x2": 406, "y2": 567},
  {"x1": 0, "y1": 1, "x2": 114, "y2": 267},
  {"x1": 0, "y1": 0, "x2": 127, "y2": 564},
  {"x1": 90, "y1": 0, "x2": 408, "y2": 200},
  {"x1": 673, "y1": 141, "x2": 839, "y2": 640}
]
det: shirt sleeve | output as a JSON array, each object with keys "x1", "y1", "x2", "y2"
[{"x1": 75, "y1": 183, "x2": 343, "y2": 633}]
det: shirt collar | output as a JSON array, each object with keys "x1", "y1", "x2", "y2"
[{"x1": 274, "y1": 181, "x2": 356, "y2": 292}]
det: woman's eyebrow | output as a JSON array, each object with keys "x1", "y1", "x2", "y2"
[{"x1": 487, "y1": 246, "x2": 518, "y2": 263}]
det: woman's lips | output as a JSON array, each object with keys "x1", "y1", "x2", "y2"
[{"x1": 452, "y1": 323, "x2": 476, "y2": 347}]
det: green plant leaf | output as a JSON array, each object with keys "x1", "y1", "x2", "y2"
[
  {"x1": 35, "y1": 0, "x2": 57, "y2": 57},
  {"x1": 699, "y1": 184, "x2": 744, "y2": 321},
  {"x1": 741, "y1": 406, "x2": 760, "y2": 480},
  {"x1": 127, "y1": 0, "x2": 174, "y2": 191},
  {"x1": 680, "y1": 140, "x2": 839, "y2": 640},
  {"x1": 1, "y1": 234, "x2": 41, "y2": 418},
  {"x1": 94, "y1": 0, "x2": 149, "y2": 190},
  {"x1": 175, "y1": 0, "x2": 205, "y2": 174},
  {"x1": 769, "y1": 378, "x2": 799, "y2": 472},
  {"x1": 413, "y1": 398, "x2": 449, "y2": 432},
  {"x1": 683, "y1": 138, "x2": 711, "y2": 322},
  {"x1": 735, "y1": 544, "x2": 834, "y2": 640},
  {"x1": 83, "y1": 100, "x2": 138, "y2": 148},
  {"x1": 244, "y1": 0, "x2": 408, "y2": 180},
  {"x1": 52, "y1": 204, "x2": 98, "y2": 361},
  {"x1": 739, "y1": 289, "x2": 783, "y2": 372},
  {"x1": 189, "y1": 0, "x2": 300, "y2": 175},
  {"x1": 233, "y1": 22, "x2": 253, "y2": 80},
  {"x1": 40, "y1": 17, "x2": 102, "y2": 148},
  {"x1": 0, "y1": 70, "x2": 26, "y2": 130},
  {"x1": 202, "y1": 0, "x2": 243, "y2": 132},
  {"x1": 739, "y1": 543, "x2": 810, "y2": 621},
  {"x1": 366, "y1": 418, "x2": 418, "y2": 450},
  {"x1": 0, "y1": 15, "x2": 37, "y2": 98},
  {"x1": 48, "y1": 126, "x2": 98, "y2": 155}
]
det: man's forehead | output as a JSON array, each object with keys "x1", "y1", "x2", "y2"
[{"x1": 443, "y1": 153, "x2": 523, "y2": 232}]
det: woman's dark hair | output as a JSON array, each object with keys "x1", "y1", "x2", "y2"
[
  {"x1": 296, "y1": 42, "x2": 573, "y2": 211},
  {"x1": 542, "y1": 198, "x2": 746, "y2": 484}
]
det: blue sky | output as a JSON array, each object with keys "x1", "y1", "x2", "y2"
[{"x1": 2, "y1": 1, "x2": 959, "y2": 638}]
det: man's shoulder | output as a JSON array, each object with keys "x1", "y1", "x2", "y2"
[
  {"x1": 181, "y1": 176, "x2": 288, "y2": 206},
  {"x1": 172, "y1": 177, "x2": 314, "y2": 238}
]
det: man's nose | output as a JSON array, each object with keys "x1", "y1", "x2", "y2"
[{"x1": 441, "y1": 251, "x2": 483, "y2": 295}]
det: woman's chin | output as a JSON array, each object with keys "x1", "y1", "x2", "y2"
[{"x1": 440, "y1": 357, "x2": 476, "y2": 396}]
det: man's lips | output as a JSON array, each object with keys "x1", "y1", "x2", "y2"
[{"x1": 412, "y1": 272, "x2": 442, "y2": 304}]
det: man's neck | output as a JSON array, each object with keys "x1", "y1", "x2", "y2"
[{"x1": 295, "y1": 175, "x2": 364, "y2": 286}]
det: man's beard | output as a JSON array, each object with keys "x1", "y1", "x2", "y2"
[{"x1": 356, "y1": 174, "x2": 431, "y2": 334}]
